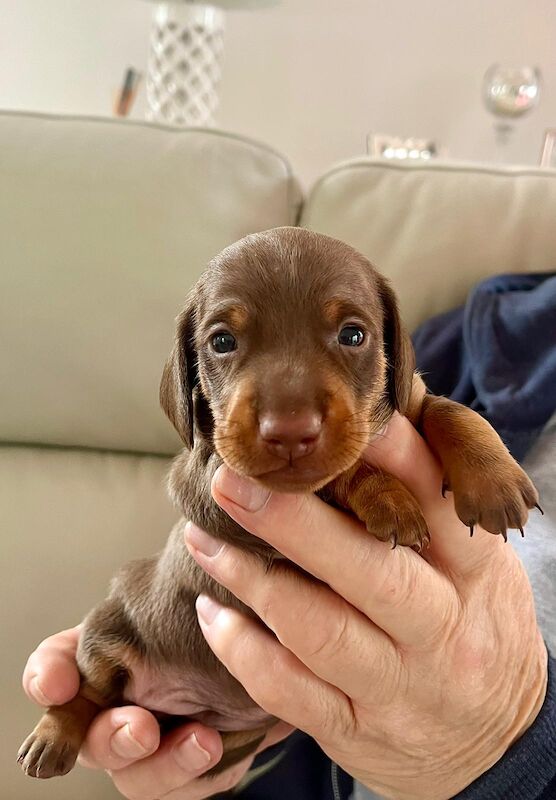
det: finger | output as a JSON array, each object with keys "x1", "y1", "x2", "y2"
[
  {"x1": 177, "y1": 753, "x2": 257, "y2": 800},
  {"x1": 195, "y1": 595, "x2": 355, "y2": 744},
  {"x1": 108, "y1": 722, "x2": 224, "y2": 800},
  {"x1": 363, "y1": 412, "x2": 503, "y2": 572},
  {"x1": 78, "y1": 706, "x2": 160, "y2": 771},
  {"x1": 114, "y1": 726, "x2": 293, "y2": 800},
  {"x1": 209, "y1": 469, "x2": 457, "y2": 646},
  {"x1": 22, "y1": 627, "x2": 81, "y2": 706},
  {"x1": 186, "y1": 524, "x2": 401, "y2": 702}
]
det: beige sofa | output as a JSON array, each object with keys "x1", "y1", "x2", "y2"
[{"x1": 2, "y1": 110, "x2": 556, "y2": 800}]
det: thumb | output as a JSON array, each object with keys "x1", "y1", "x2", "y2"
[{"x1": 23, "y1": 627, "x2": 81, "y2": 707}]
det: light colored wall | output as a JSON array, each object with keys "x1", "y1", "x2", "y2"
[{"x1": 1, "y1": 0, "x2": 554, "y2": 186}]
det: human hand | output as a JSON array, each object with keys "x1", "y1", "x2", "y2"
[
  {"x1": 185, "y1": 412, "x2": 548, "y2": 800},
  {"x1": 22, "y1": 627, "x2": 292, "y2": 798}
]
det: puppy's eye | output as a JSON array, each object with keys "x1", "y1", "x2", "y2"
[
  {"x1": 338, "y1": 325, "x2": 365, "y2": 347},
  {"x1": 211, "y1": 331, "x2": 237, "y2": 353}
]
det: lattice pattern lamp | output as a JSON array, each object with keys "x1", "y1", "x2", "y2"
[{"x1": 143, "y1": 0, "x2": 277, "y2": 127}]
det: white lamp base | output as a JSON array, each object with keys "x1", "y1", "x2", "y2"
[{"x1": 146, "y1": 2, "x2": 225, "y2": 126}]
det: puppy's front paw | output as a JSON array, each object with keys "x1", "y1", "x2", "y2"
[
  {"x1": 17, "y1": 728, "x2": 78, "y2": 779},
  {"x1": 361, "y1": 485, "x2": 430, "y2": 551},
  {"x1": 444, "y1": 460, "x2": 539, "y2": 539}
]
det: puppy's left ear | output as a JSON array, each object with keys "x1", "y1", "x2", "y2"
[
  {"x1": 377, "y1": 276, "x2": 415, "y2": 414},
  {"x1": 160, "y1": 293, "x2": 198, "y2": 449}
]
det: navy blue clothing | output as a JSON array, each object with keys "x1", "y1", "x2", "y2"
[{"x1": 412, "y1": 272, "x2": 556, "y2": 462}]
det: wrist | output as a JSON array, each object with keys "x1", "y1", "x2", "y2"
[
  {"x1": 382, "y1": 639, "x2": 549, "y2": 800},
  {"x1": 446, "y1": 638, "x2": 549, "y2": 800},
  {"x1": 508, "y1": 634, "x2": 548, "y2": 747}
]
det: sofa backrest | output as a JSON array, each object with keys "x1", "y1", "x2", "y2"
[
  {"x1": 0, "y1": 111, "x2": 301, "y2": 455},
  {"x1": 301, "y1": 158, "x2": 556, "y2": 332}
]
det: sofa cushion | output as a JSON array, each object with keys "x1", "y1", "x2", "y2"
[
  {"x1": 301, "y1": 159, "x2": 556, "y2": 331},
  {"x1": 0, "y1": 111, "x2": 301, "y2": 455},
  {"x1": 1, "y1": 444, "x2": 177, "y2": 800}
]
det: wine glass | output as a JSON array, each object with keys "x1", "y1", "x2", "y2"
[{"x1": 482, "y1": 65, "x2": 541, "y2": 149}]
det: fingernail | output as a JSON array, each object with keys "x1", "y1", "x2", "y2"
[
  {"x1": 184, "y1": 522, "x2": 223, "y2": 558},
  {"x1": 174, "y1": 732, "x2": 212, "y2": 771},
  {"x1": 196, "y1": 594, "x2": 224, "y2": 626},
  {"x1": 30, "y1": 676, "x2": 51, "y2": 706},
  {"x1": 214, "y1": 466, "x2": 270, "y2": 512},
  {"x1": 110, "y1": 723, "x2": 149, "y2": 759}
]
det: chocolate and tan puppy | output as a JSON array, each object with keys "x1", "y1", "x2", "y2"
[{"x1": 18, "y1": 227, "x2": 538, "y2": 781}]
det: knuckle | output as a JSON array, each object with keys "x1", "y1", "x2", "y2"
[
  {"x1": 254, "y1": 560, "x2": 291, "y2": 627},
  {"x1": 217, "y1": 545, "x2": 245, "y2": 586},
  {"x1": 292, "y1": 493, "x2": 322, "y2": 532},
  {"x1": 371, "y1": 551, "x2": 417, "y2": 610},
  {"x1": 241, "y1": 648, "x2": 292, "y2": 716},
  {"x1": 311, "y1": 684, "x2": 355, "y2": 743},
  {"x1": 303, "y1": 600, "x2": 350, "y2": 662}
]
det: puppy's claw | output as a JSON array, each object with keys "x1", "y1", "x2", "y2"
[
  {"x1": 535, "y1": 503, "x2": 544, "y2": 515},
  {"x1": 469, "y1": 524, "x2": 474, "y2": 538},
  {"x1": 390, "y1": 533, "x2": 398, "y2": 550},
  {"x1": 501, "y1": 530, "x2": 508, "y2": 543},
  {"x1": 519, "y1": 526, "x2": 525, "y2": 538},
  {"x1": 441, "y1": 481, "x2": 449, "y2": 498}
]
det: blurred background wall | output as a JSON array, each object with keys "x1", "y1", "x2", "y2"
[{"x1": 1, "y1": 0, "x2": 554, "y2": 185}]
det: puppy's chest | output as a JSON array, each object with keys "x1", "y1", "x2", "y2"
[{"x1": 123, "y1": 662, "x2": 272, "y2": 731}]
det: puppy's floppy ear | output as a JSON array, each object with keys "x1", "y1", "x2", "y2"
[
  {"x1": 160, "y1": 294, "x2": 198, "y2": 449},
  {"x1": 377, "y1": 276, "x2": 415, "y2": 414}
]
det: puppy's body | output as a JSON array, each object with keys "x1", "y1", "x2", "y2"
[
  {"x1": 75, "y1": 441, "x2": 279, "y2": 773},
  {"x1": 19, "y1": 228, "x2": 538, "y2": 781}
]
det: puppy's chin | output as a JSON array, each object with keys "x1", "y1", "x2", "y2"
[
  {"x1": 218, "y1": 451, "x2": 361, "y2": 494},
  {"x1": 252, "y1": 463, "x2": 337, "y2": 493}
]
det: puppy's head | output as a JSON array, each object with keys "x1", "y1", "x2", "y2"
[{"x1": 161, "y1": 227, "x2": 414, "y2": 492}]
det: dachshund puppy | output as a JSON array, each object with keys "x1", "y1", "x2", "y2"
[{"x1": 19, "y1": 227, "x2": 538, "y2": 781}]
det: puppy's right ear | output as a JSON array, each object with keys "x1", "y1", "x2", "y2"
[{"x1": 160, "y1": 295, "x2": 198, "y2": 449}]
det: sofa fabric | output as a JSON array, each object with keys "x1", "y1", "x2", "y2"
[
  {"x1": 0, "y1": 446, "x2": 177, "y2": 799},
  {"x1": 301, "y1": 159, "x2": 556, "y2": 331}
]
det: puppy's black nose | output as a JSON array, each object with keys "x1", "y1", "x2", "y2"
[{"x1": 259, "y1": 411, "x2": 322, "y2": 461}]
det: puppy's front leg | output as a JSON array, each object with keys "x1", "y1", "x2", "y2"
[
  {"x1": 323, "y1": 462, "x2": 430, "y2": 550},
  {"x1": 419, "y1": 394, "x2": 539, "y2": 538}
]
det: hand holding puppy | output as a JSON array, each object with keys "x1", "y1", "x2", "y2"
[
  {"x1": 23, "y1": 413, "x2": 547, "y2": 799},
  {"x1": 186, "y1": 412, "x2": 547, "y2": 800}
]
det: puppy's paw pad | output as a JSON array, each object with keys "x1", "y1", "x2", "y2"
[{"x1": 17, "y1": 732, "x2": 77, "y2": 779}]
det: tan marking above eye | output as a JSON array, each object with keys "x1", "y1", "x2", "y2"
[
  {"x1": 323, "y1": 298, "x2": 345, "y2": 324},
  {"x1": 227, "y1": 305, "x2": 249, "y2": 331},
  {"x1": 205, "y1": 303, "x2": 250, "y2": 332},
  {"x1": 322, "y1": 296, "x2": 371, "y2": 328}
]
